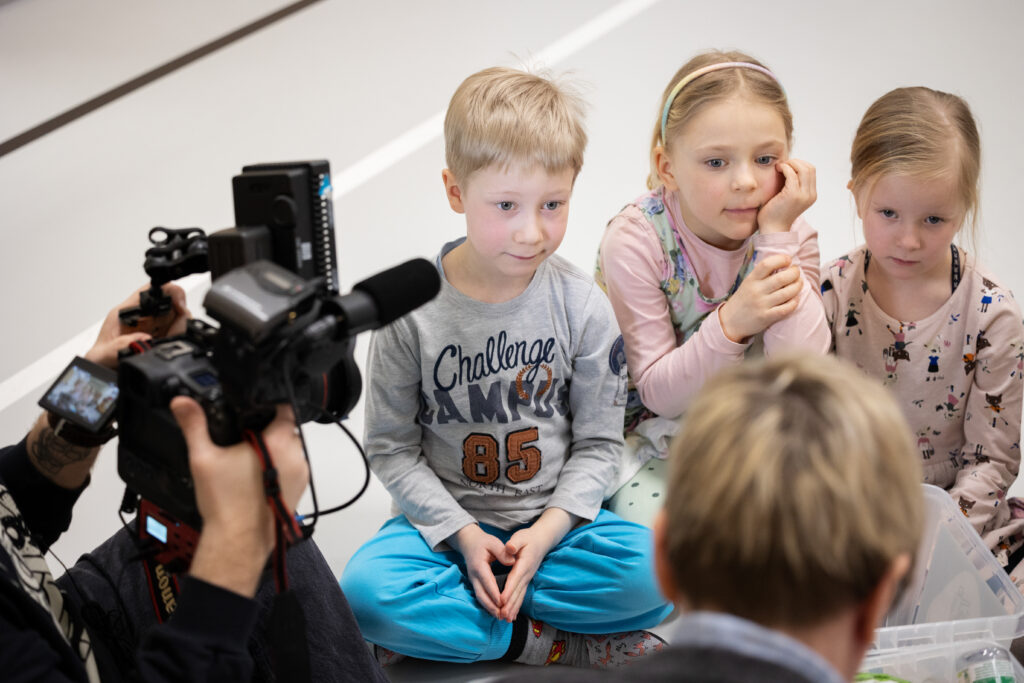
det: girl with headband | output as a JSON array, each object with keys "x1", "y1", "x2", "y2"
[
  {"x1": 595, "y1": 50, "x2": 829, "y2": 525},
  {"x1": 821, "y1": 88, "x2": 1024, "y2": 579}
]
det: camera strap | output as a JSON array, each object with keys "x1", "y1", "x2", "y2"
[
  {"x1": 243, "y1": 427, "x2": 311, "y2": 682},
  {"x1": 242, "y1": 429, "x2": 302, "y2": 549},
  {"x1": 141, "y1": 557, "x2": 181, "y2": 624},
  {"x1": 268, "y1": 589, "x2": 312, "y2": 682}
]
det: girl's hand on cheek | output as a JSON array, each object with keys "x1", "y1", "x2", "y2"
[{"x1": 757, "y1": 159, "x2": 817, "y2": 234}]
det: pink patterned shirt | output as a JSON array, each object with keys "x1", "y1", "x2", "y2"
[
  {"x1": 823, "y1": 246, "x2": 1024, "y2": 555},
  {"x1": 597, "y1": 187, "x2": 830, "y2": 420}
]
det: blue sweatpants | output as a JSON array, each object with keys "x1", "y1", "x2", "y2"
[{"x1": 340, "y1": 509, "x2": 672, "y2": 663}]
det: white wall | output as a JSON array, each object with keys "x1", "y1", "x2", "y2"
[{"x1": 2, "y1": 0, "x2": 1023, "y2": 577}]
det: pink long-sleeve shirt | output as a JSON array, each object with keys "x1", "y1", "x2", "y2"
[{"x1": 598, "y1": 189, "x2": 831, "y2": 419}]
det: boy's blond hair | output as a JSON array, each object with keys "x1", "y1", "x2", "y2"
[
  {"x1": 650, "y1": 49, "x2": 792, "y2": 190},
  {"x1": 444, "y1": 66, "x2": 587, "y2": 184},
  {"x1": 662, "y1": 354, "x2": 923, "y2": 628},
  {"x1": 850, "y1": 86, "x2": 981, "y2": 247}
]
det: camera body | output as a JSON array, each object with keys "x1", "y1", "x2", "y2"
[
  {"x1": 118, "y1": 267, "x2": 362, "y2": 527},
  {"x1": 117, "y1": 161, "x2": 359, "y2": 529},
  {"x1": 115, "y1": 159, "x2": 439, "y2": 536},
  {"x1": 118, "y1": 335, "x2": 226, "y2": 528}
]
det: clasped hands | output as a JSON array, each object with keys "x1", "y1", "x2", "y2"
[{"x1": 449, "y1": 507, "x2": 575, "y2": 623}]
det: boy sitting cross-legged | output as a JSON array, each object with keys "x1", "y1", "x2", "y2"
[{"x1": 340, "y1": 65, "x2": 672, "y2": 669}]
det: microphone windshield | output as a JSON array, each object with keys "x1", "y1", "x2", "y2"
[{"x1": 352, "y1": 258, "x2": 440, "y2": 326}]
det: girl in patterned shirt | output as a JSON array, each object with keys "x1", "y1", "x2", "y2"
[
  {"x1": 821, "y1": 87, "x2": 1024, "y2": 579},
  {"x1": 595, "y1": 50, "x2": 829, "y2": 524}
]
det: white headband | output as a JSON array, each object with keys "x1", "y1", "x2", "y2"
[{"x1": 660, "y1": 62, "x2": 782, "y2": 143}]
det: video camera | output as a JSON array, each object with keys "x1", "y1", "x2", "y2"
[{"x1": 108, "y1": 160, "x2": 438, "y2": 535}]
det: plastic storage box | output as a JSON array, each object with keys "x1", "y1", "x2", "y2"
[
  {"x1": 861, "y1": 639, "x2": 1024, "y2": 681},
  {"x1": 871, "y1": 484, "x2": 1024, "y2": 653}
]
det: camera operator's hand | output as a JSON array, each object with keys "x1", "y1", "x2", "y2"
[
  {"x1": 84, "y1": 283, "x2": 190, "y2": 369},
  {"x1": 170, "y1": 396, "x2": 309, "y2": 598},
  {"x1": 27, "y1": 285, "x2": 191, "y2": 490}
]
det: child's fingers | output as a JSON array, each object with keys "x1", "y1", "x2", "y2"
[
  {"x1": 481, "y1": 568, "x2": 503, "y2": 608},
  {"x1": 776, "y1": 160, "x2": 797, "y2": 190},
  {"x1": 502, "y1": 582, "x2": 528, "y2": 623},
  {"x1": 787, "y1": 158, "x2": 816, "y2": 182},
  {"x1": 766, "y1": 275, "x2": 803, "y2": 306},
  {"x1": 481, "y1": 537, "x2": 511, "y2": 566},
  {"x1": 770, "y1": 159, "x2": 816, "y2": 219},
  {"x1": 765, "y1": 286, "x2": 803, "y2": 322},
  {"x1": 774, "y1": 288, "x2": 803, "y2": 312},
  {"x1": 767, "y1": 265, "x2": 802, "y2": 290},
  {"x1": 472, "y1": 560, "x2": 504, "y2": 607},
  {"x1": 503, "y1": 538, "x2": 522, "y2": 564},
  {"x1": 753, "y1": 254, "x2": 792, "y2": 277},
  {"x1": 498, "y1": 565, "x2": 533, "y2": 622},
  {"x1": 770, "y1": 294, "x2": 801, "y2": 321},
  {"x1": 498, "y1": 563, "x2": 520, "y2": 603},
  {"x1": 794, "y1": 162, "x2": 816, "y2": 202},
  {"x1": 473, "y1": 587, "x2": 501, "y2": 619},
  {"x1": 470, "y1": 569, "x2": 503, "y2": 618},
  {"x1": 498, "y1": 566, "x2": 525, "y2": 606},
  {"x1": 780, "y1": 159, "x2": 814, "y2": 187}
]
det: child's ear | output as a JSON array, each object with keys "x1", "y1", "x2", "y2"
[
  {"x1": 442, "y1": 169, "x2": 466, "y2": 214},
  {"x1": 848, "y1": 180, "x2": 863, "y2": 220},
  {"x1": 854, "y1": 553, "x2": 911, "y2": 651},
  {"x1": 653, "y1": 146, "x2": 679, "y2": 192},
  {"x1": 652, "y1": 509, "x2": 679, "y2": 604}
]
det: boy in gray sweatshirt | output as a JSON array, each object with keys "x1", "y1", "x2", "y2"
[{"x1": 340, "y1": 66, "x2": 671, "y2": 669}]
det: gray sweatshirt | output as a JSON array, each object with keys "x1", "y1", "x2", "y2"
[{"x1": 363, "y1": 239, "x2": 627, "y2": 550}]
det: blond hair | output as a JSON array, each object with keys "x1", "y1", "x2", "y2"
[
  {"x1": 649, "y1": 50, "x2": 792, "y2": 189},
  {"x1": 663, "y1": 354, "x2": 923, "y2": 628},
  {"x1": 850, "y1": 87, "x2": 981, "y2": 244},
  {"x1": 443, "y1": 66, "x2": 587, "y2": 185}
]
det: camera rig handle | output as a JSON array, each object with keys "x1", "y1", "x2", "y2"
[{"x1": 119, "y1": 227, "x2": 210, "y2": 329}]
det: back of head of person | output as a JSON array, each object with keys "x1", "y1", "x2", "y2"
[{"x1": 653, "y1": 353, "x2": 924, "y2": 680}]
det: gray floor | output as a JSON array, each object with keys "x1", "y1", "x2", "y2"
[{"x1": 2, "y1": 1, "x2": 1024, "y2": 680}]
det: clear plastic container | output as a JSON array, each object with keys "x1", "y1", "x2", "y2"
[
  {"x1": 872, "y1": 485, "x2": 1024, "y2": 653},
  {"x1": 861, "y1": 639, "x2": 1022, "y2": 682}
]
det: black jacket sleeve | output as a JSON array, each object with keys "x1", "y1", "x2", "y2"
[
  {"x1": 0, "y1": 439, "x2": 86, "y2": 551},
  {"x1": 136, "y1": 577, "x2": 259, "y2": 682},
  {"x1": 0, "y1": 441, "x2": 93, "y2": 681},
  {"x1": 0, "y1": 440, "x2": 262, "y2": 683},
  {"x1": 0, "y1": 595, "x2": 89, "y2": 682}
]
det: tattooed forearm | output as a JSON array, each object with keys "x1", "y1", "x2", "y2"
[{"x1": 29, "y1": 426, "x2": 95, "y2": 478}]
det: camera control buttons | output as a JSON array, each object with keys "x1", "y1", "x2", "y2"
[
  {"x1": 162, "y1": 377, "x2": 183, "y2": 400},
  {"x1": 155, "y1": 340, "x2": 195, "y2": 361}
]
